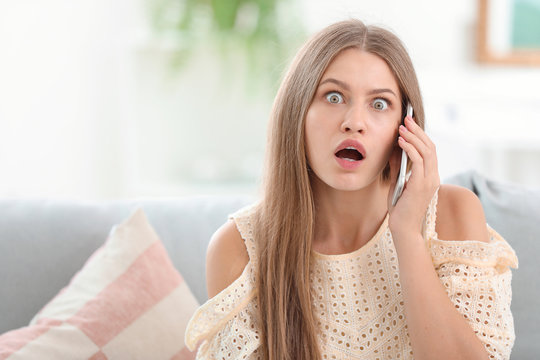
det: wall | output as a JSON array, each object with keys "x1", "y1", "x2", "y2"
[
  {"x1": 0, "y1": 0, "x2": 143, "y2": 198},
  {"x1": 0, "y1": 0, "x2": 538, "y2": 199}
]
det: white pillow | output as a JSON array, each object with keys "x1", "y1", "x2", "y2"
[{"x1": 0, "y1": 208, "x2": 199, "y2": 360}]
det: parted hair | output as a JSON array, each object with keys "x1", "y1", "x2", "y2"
[{"x1": 253, "y1": 19, "x2": 424, "y2": 360}]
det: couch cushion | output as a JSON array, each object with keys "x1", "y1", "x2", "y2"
[
  {"x1": 0, "y1": 208, "x2": 199, "y2": 359},
  {"x1": 0, "y1": 195, "x2": 252, "y2": 334}
]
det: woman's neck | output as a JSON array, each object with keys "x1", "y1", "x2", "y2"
[{"x1": 311, "y1": 179, "x2": 390, "y2": 255}]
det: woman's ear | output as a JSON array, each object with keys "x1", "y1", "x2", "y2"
[
  {"x1": 382, "y1": 145, "x2": 401, "y2": 182},
  {"x1": 389, "y1": 145, "x2": 402, "y2": 179}
]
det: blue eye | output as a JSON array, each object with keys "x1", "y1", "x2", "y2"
[
  {"x1": 326, "y1": 92, "x2": 344, "y2": 104},
  {"x1": 373, "y1": 98, "x2": 389, "y2": 110}
]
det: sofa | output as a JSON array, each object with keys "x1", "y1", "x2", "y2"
[{"x1": 0, "y1": 170, "x2": 538, "y2": 359}]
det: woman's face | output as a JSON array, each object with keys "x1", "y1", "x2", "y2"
[{"x1": 305, "y1": 48, "x2": 402, "y2": 192}]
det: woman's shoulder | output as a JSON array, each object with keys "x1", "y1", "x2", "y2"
[
  {"x1": 206, "y1": 219, "x2": 251, "y2": 299},
  {"x1": 435, "y1": 184, "x2": 490, "y2": 243},
  {"x1": 186, "y1": 209, "x2": 260, "y2": 353},
  {"x1": 429, "y1": 184, "x2": 518, "y2": 271},
  {"x1": 206, "y1": 202, "x2": 260, "y2": 298},
  {"x1": 186, "y1": 222, "x2": 258, "y2": 353}
]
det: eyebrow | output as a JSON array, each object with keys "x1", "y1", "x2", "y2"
[
  {"x1": 318, "y1": 78, "x2": 398, "y2": 98},
  {"x1": 319, "y1": 78, "x2": 351, "y2": 91}
]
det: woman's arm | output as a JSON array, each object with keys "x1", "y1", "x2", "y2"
[
  {"x1": 388, "y1": 116, "x2": 491, "y2": 359},
  {"x1": 392, "y1": 186, "x2": 490, "y2": 359}
]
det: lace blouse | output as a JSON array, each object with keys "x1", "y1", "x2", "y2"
[{"x1": 185, "y1": 188, "x2": 518, "y2": 359}]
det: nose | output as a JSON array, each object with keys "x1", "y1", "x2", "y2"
[{"x1": 340, "y1": 104, "x2": 366, "y2": 133}]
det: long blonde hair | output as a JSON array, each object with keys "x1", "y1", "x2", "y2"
[{"x1": 254, "y1": 19, "x2": 425, "y2": 360}]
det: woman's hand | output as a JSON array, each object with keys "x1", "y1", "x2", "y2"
[{"x1": 387, "y1": 115, "x2": 440, "y2": 240}]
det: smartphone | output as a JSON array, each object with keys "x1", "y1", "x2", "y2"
[{"x1": 391, "y1": 103, "x2": 413, "y2": 206}]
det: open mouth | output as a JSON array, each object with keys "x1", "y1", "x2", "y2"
[{"x1": 335, "y1": 147, "x2": 364, "y2": 162}]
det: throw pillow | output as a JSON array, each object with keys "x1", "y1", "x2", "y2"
[{"x1": 0, "y1": 208, "x2": 199, "y2": 360}]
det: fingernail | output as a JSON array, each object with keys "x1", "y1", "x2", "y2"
[{"x1": 399, "y1": 125, "x2": 407, "y2": 132}]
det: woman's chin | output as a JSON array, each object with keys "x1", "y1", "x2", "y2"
[
  {"x1": 310, "y1": 167, "x2": 385, "y2": 193},
  {"x1": 318, "y1": 178, "x2": 371, "y2": 193},
  {"x1": 333, "y1": 184, "x2": 369, "y2": 192},
  {"x1": 316, "y1": 173, "x2": 388, "y2": 193}
]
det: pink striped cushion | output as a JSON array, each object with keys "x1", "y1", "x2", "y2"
[{"x1": 0, "y1": 208, "x2": 199, "y2": 360}]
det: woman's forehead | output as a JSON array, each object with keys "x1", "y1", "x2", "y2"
[{"x1": 320, "y1": 48, "x2": 400, "y2": 93}]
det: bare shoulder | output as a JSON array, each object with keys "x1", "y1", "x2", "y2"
[
  {"x1": 435, "y1": 184, "x2": 490, "y2": 243},
  {"x1": 206, "y1": 219, "x2": 250, "y2": 299}
]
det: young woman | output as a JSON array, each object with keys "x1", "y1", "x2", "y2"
[{"x1": 185, "y1": 19, "x2": 518, "y2": 360}]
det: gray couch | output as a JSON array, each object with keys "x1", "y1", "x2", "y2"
[{"x1": 1, "y1": 171, "x2": 538, "y2": 359}]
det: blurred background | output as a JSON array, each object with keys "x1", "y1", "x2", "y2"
[{"x1": 0, "y1": 0, "x2": 539, "y2": 200}]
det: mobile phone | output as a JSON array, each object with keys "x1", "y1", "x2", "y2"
[{"x1": 391, "y1": 103, "x2": 413, "y2": 206}]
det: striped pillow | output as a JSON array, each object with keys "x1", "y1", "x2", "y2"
[{"x1": 0, "y1": 208, "x2": 199, "y2": 360}]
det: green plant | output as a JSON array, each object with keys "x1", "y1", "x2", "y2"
[{"x1": 146, "y1": 0, "x2": 305, "y2": 93}]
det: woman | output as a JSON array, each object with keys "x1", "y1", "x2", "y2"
[{"x1": 185, "y1": 19, "x2": 518, "y2": 360}]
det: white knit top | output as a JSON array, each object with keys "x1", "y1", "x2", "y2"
[{"x1": 185, "y1": 188, "x2": 518, "y2": 359}]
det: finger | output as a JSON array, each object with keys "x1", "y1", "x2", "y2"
[
  {"x1": 402, "y1": 118, "x2": 438, "y2": 174},
  {"x1": 398, "y1": 136, "x2": 424, "y2": 177},
  {"x1": 404, "y1": 116, "x2": 436, "y2": 149},
  {"x1": 399, "y1": 124, "x2": 429, "y2": 158}
]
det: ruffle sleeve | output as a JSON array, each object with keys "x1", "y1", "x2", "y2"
[
  {"x1": 429, "y1": 225, "x2": 519, "y2": 360},
  {"x1": 184, "y1": 261, "x2": 262, "y2": 359},
  {"x1": 185, "y1": 203, "x2": 262, "y2": 359}
]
